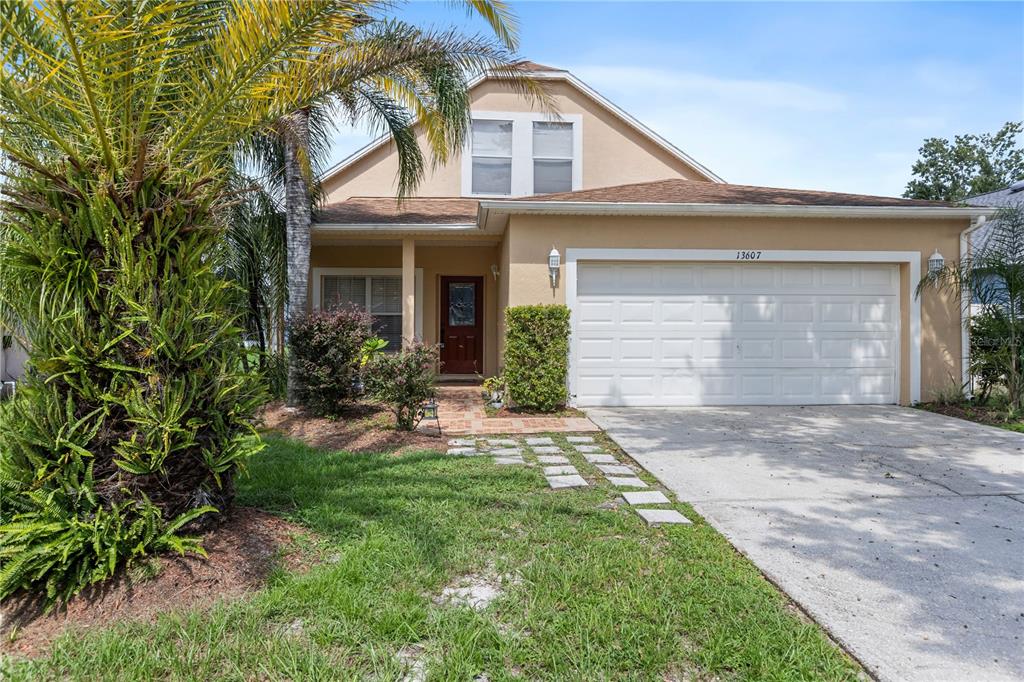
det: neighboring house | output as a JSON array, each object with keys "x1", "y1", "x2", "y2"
[
  {"x1": 966, "y1": 180, "x2": 1024, "y2": 253},
  {"x1": 1, "y1": 328, "x2": 28, "y2": 393},
  {"x1": 313, "y1": 63, "x2": 992, "y2": 407}
]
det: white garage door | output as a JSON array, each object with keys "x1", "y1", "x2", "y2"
[{"x1": 573, "y1": 262, "x2": 900, "y2": 406}]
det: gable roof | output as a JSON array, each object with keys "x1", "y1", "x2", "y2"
[
  {"x1": 318, "y1": 64, "x2": 723, "y2": 186},
  {"x1": 512, "y1": 178, "x2": 951, "y2": 207}
]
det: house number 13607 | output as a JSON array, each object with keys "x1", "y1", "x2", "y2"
[{"x1": 736, "y1": 250, "x2": 762, "y2": 260}]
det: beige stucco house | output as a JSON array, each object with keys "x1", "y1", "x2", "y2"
[{"x1": 312, "y1": 63, "x2": 992, "y2": 407}]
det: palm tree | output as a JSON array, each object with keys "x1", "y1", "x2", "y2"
[
  {"x1": 238, "y1": 18, "x2": 544, "y2": 403},
  {"x1": 0, "y1": 0, "x2": 529, "y2": 602}
]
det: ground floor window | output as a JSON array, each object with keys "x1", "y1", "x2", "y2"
[{"x1": 321, "y1": 274, "x2": 402, "y2": 349}]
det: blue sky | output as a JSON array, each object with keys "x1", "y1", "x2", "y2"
[{"x1": 327, "y1": 1, "x2": 1024, "y2": 197}]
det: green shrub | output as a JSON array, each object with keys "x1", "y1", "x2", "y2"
[
  {"x1": 365, "y1": 343, "x2": 438, "y2": 430},
  {"x1": 0, "y1": 164, "x2": 264, "y2": 605},
  {"x1": 504, "y1": 305, "x2": 571, "y2": 412},
  {"x1": 288, "y1": 308, "x2": 376, "y2": 416}
]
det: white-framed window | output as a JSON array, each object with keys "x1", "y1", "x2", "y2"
[
  {"x1": 471, "y1": 119, "x2": 513, "y2": 195},
  {"x1": 462, "y1": 112, "x2": 582, "y2": 197},
  {"x1": 532, "y1": 121, "x2": 574, "y2": 194},
  {"x1": 311, "y1": 268, "x2": 423, "y2": 348}
]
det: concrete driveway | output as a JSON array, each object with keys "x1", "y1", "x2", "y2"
[{"x1": 587, "y1": 406, "x2": 1024, "y2": 682}]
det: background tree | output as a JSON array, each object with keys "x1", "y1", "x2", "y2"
[{"x1": 903, "y1": 121, "x2": 1024, "y2": 202}]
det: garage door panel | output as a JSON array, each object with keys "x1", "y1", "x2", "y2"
[{"x1": 574, "y1": 261, "x2": 899, "y2": 406}]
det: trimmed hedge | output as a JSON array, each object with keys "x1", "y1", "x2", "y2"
[{"x1": 505, "y1": 305, "x2": 571, "y2": 412}]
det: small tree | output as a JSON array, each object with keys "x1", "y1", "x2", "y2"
[
  {"x1": 903, "y1": 121, "x2": 1024, "y2": 202},
  {"x1": 919, "y1": 205, "x2": 1024, "y2": 410}
]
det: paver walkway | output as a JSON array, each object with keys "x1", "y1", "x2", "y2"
[
  {"x1": 445, "y1": 433, "x2": 690, "y2": 526},
  {"x1": 426, "y1": 386, "x2": 598, "y2": 435}
]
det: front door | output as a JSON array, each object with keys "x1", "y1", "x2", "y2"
[{"x1": 440, "y1": 276, "x2": 484, "y2": 374}]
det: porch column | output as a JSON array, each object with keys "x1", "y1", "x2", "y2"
[{"x1": 401, "y1": 237, "x2": 415, "y2": 348}]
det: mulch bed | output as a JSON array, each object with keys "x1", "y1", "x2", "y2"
[
  {"x1": 259, "y1": 401, "x2": 444, "y2": 453},
  {"x1": 1, "y1": 507, "x2": 315, "y2": 659},
  {"x1": 919, "y1": 402, "x2": 1024, "y2": 430}
]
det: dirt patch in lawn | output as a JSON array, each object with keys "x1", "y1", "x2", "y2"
[
  {"x1": 259, "y1": 401, "x2": 444, "y2": 453},
  {"x1": 1, "y1": 507, "x2": 315, "y2": 659},
  {"x1": 919, "y1": 402, "x2": 1024, "y2": 432}
]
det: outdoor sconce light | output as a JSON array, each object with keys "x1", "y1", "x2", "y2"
[
  {"x1": 490, "y1": 264, "x2": 500, "y2": 281},
  {"x1": 928, "y1": 249, "x2": 945, "y2": 276},
  {"x1": 548, "y1": 247, "x2": 561, "y2": 286}
]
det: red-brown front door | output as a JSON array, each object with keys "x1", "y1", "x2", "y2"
[{"x1": 440, "y1": 276, "x2": 483, "y2": 374}]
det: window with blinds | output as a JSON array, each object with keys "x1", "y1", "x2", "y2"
[
  {"x1": 471, "y1": 119, "x2": 513, "y2": 195},
  {"x1": 533, "y1": 121, "x2": 574, "y2": 194},
  {"x1": 321, "y1": 274, "x2": 402, "y2": 349}
]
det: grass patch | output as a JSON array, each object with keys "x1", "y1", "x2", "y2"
[
  {"x1": 8, "y1": 436, "x2": 863, "y2": 681},
  {"x1": 918, "y1": 401, "x2": 1024, "y2": 432}
]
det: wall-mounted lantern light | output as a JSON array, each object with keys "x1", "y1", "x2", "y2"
[
  {"x1": 928, "y1": 249, "x2": 945, "y2": 276},
  {"x1": 490, "y1": 264, "x2": 500, "y2": 281},
  {"x1": 548, "y1": 247, "x2": 560, "y2": 286}
]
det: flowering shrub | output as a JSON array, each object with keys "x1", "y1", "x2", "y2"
[
  {"x1": 365, "y1": 343, "x2": 439, "y2": 430},
  {"x1": 288, "y1": 307, "x2": 375, "y2": 415}
]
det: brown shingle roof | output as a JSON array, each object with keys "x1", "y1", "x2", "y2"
[
  {"x1": 316, "y1": 197, "x2": 478, "y2": 225},
  {"x1": 517, "y1": 178, "x2": 951, "y2": 208},
  {"x1": 518, "y1": 61, "x2": 563, "y2": 72}
]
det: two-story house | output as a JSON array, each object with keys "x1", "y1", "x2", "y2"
[{"x1": 310, "y1": 63, "x2": 990, "y2": 407}]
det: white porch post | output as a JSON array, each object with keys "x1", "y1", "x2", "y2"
[{"x1": 401, "y1": 238, "x2": 416, "y2": 348}]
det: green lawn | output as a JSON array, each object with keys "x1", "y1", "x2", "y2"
[{"x1": 9, "y1": 434, "x2": 862, "y2": 681}]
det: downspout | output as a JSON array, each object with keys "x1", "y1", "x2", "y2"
[{"x1": 960, "y1": 215, "x2": 988, "y2": 397}]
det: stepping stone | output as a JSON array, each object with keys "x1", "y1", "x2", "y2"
[
  {"x1": 492, "y1": 447, "x2": 523, "y2": 456},
  {"x1": 525, "y1": 437, "x2": 554, "y2": 446},
  {"x1": 531, "y1": 446, "x2": 563, "y2": 455},
  {"x1": 574, "y1": 445, "x2": 601, "y2": 453},
  {"x1": 636, "y1": 508, "x2": 691, "y2": 525},
  {"x1": 622, "y1": 490, "x2": 671, "y2": 505},
  {"x1": 583, "y1": 453, "x2": 617, "y2": 464},
  {"x1": 447, "y1": 447, "x2": 477, "y2": 456},
  {"x1": 566, "y1": 436, "x2": 594, "y2": 444},
  {"x1": 449, "y1": 438, "x2": 476, "y2": 447},
  {"x1": 596, "y1": 464, "x2": 634, "y2": 475},
  {"x1": 606, "y1": 476, "x2": 648, "y2": 488},
  {"x1": 488, "y1": 439, "x2": 517, "y2": 447},
  {"x1": 543, "y1": 465, "x2": 578, "y2": 476},
  {"x1": 546, "y1": 474, "x2": 588, "y2": 489},
  {"x1": 537, "y1": 455, "x2": 570, "y2": 464},
  {"x1": 494, "y1": 457, "x2": 525, "y2": 465}
]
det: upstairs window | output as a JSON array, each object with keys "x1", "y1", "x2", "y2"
[
  {"x1": 532, "y1": 121, "x2": 574, "y2": 194},
  {"x1": 321, "y1": 274, "x2": 402, "y2": 349},
  {"x1": 471, "y1": 119, "x2": 513, "y2": 195},
  {"x1": 463, "y1": 113, "x2": 581, "y2": 197}
]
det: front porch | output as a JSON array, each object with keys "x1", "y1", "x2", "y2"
[{"x1": 309, "y1": 236, "x2": 503, "y2": 377}]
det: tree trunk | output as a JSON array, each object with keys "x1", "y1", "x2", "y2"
[{"x1": 284, "y1": 108, "x2": 312, "y2": 406}]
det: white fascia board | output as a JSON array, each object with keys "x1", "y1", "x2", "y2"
[
  {"x1": 318, "y1": 69, "x2": 722, "y2": 186},
  {"x1": 479, "y1": 201, "x2": 997, "y2": 221},
  {"x1": 312, "y1": 223, "x2": 478, "y2": 232}
]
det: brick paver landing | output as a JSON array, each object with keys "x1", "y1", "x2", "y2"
[{"x1": 424, "y1": 385, "x2": 598, "y2": 435}]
